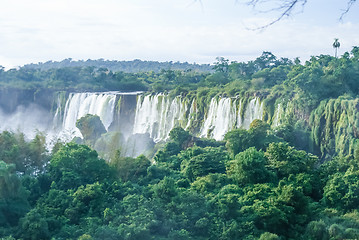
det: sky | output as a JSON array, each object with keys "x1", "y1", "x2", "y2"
[{"x1": 0, "y1": 0, "x2": 358, "y2": 69}]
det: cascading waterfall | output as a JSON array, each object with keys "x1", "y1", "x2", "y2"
[
  {"x1": 200, "y1": 97, "x2": 238, "y2": 140},
  {"x1": 49, "y1": 92, "x2": 268, "y2": 145},
  {"x1": 272, "y1": 101, "x2": 293, "y2": 127},
  {"x1": 132, "y1": 94, "x2": 192, "y2": 142},
  {"x1": 0, "y1": 88, "x2": 296, "y2": 158},
  {"x1": 236, "y1": 100, "x2": 243, "y2": 128},
  {"x1": 200, "y1": 97, "x2": 263, "y2": 140},
  {"x1": 241, "y1": 97, "x2": 264, "y2": 129},
  {"x1": 61, "y1": 92, "x2": 117, "y2": 138},
  {"x1": 272, "y1": 103, "x2": 283, "y2": 127},
  {"x1": 7, "y1": 91, "x2": 269, "y2": 150},
  {"x1": 52, "y1": 93, "x2": 66, "y2": 128},
  {"x1": 134, "y1": 94, "x2": 262, "y2": 142},
  {"x1": 185, "y1": 99, "x2": 197, "y2": 129}
]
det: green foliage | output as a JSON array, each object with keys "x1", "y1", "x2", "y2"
[
  {"x1": 224, "y1": 129, "x2": 252, "y2": 157},
  {"x1": 49, "y1": 142, "x2": 114, "y2": 190},
  {"x1": 224, "y1": 120, "x2": 281, "y2": 157},
  {"x1": 179, "y1": 146, "x2": 228, "y2": 181},
  {"x1": 265, "y1": 142, "x2": 318, "y2": 178},
  {"x1": 67, "y1": 182, "x2": 106, "y2": 224},
  {"x1": 258, "y1": 232, "x2": 279, "y2": 240},
  {"x1": 0, "y1": 125, "x2": 356, "y2": 240},
  {"x1": 152, "y1": 176, "x2": 177, "y2": 202},
  {"x1": 191, "y1": 173, "x2": 229, "y2": 196},
  {"x1": 305, "y1": 210, "x2": 359, "y2": 240},
  {"x1": 273, "y1": 121, "x2": 311, "y2": 151},
  {"x1": 0, "y1": 131, "x2": 25, "y2": 172},
  {"x1": 227, "y1": 147, "x2": 274, "y2": 185},
  {"x1": 18, "y1": 208, "x2": 51, "y2": 240},
  {"x1": 204, "y1": 72, "x2": 229, "y2": 86},
  {"x1": 0, "y1": 161, "x2": 29, "y2": 227},
  {"x1": 169, "y1": 127, "x2": 191, "y2": 146},
  {"x1": 322, "y1": 167, "x2": 359, "y2": 211},
  {"x1": 23, "y1": 59, "x2": 213, "y2": 73},
  {"x1": 110, "y1": 151, "x2": 151, "y2": 182},
  {"x1": 305, "y1": 220, "x2": 329, "y2": 240},
  {"x1": 310, "y1": 97, "x2": 359, "y2": 158},
  {"x1": 248, "y1": 119, "x2": 277, "y2": 150},
  {"x1": 0, "y1": 131, "x2": 48, "y2": 174}
]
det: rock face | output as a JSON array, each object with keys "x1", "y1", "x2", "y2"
[{"x1": 76, "y1": 114, "x2": 107, "y2": 145}]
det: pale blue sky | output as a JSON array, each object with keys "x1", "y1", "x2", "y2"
[{"x1": 0, "y1": 0, "x2": 358, "y2": 68}]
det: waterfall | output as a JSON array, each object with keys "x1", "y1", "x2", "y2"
[
  {"x1": 236, "y1": 100, "x2": 243, "y2": 128},
  {"x1": 199, "y1": 97, "x2": 264, "y2": 140},
  {"x1": 200, "y1": 97, "x2": 238, "y2": 140},
  {"x1": 185, "y1": 99, "x2": 197, "y2": 130},
  {"x1": 241, "y1": 97, "x2": 264, "y2": 129},
  {"x1": 0, "y1": 90, "x2": 273, "y2": 154},
  {"x1": 53, "y1": 92, "x2": 266, "y2": 143},
  {"x1": 272, "y1": 103, "x2": 283, "y2": 127},
  {"x1": 61, "y1": 92, "x2": 117, "y2": 138},
  {"x1": 132, "y1": 94, "x2": 191, "y2": 142}
]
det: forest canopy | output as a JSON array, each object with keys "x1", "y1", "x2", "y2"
[{"x1": 1, "y1": 123, "x2": 359, "y2": 239}]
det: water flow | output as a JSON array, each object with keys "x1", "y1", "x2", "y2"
[
  {"x1": 241, "y1": 97, "x2": 264, "y2": 129},
  {"x1": 200, "y1": 97, "x2": 238, "y2": 140},
  {"x1": 61, "y1": 92, "x2": 117, "y2": 138},
  {"x1": 132, "y1": 94, "x2": 191, "y2": 142},
  {"x1": 236, "y1": 100, "x2": 243, "y2": 128},
  {"x1": 272, "y1": 103, "x2": 283, "y2": 127},
  {"x1": 53, "y1": 92, "x2": 267, "y2": 145},
  {"x1": 185, "y1": 99, "x2": 197, "y2": 129}
]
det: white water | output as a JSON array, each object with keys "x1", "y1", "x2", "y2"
[
  {"x1": 272, "y1": 103, "x2": 283, "y2": 127},
  {"x1": 241, "y1": 97, "x2": 264, "y2": 129},
  {"x1": 132, "y1": 94, "x2": 191, "y2": 142},
  {"x1": 185, "y1": 99, "x2": 197, "y2": 130},
  {"x1": 199, "y1": 97, "x2": 263, "y2": 140},
  {"x1": 236, "y1": 100, "x2": 243, "y2": 128},
  {"x1": 0, "y1": 91, "x2": 268, "y2": 150},
  {"x1": 132, "y1": 95, "x2": 265, "y2": 142},
  {"x1": 60, "y1": 92, "x2": 117, "y2": 138},
  {"x1": 200, "y1": 98, "x2": 238, "y2": 140}
]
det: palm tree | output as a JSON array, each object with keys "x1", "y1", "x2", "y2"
[{"x1": 333, "y1": 38, "x2": 340, "y2": 58}]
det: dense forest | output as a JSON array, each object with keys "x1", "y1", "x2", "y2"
[
  {"x1": 1, "y1": 47, "x2": 359, "y2": 239},
  {"x1": 21, "y1": 59, "x2": 213, "y2": 73}
]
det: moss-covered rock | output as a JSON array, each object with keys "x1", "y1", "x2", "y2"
[{"x1": 76, "y1": 114, "x2": 107, "y2": 145}]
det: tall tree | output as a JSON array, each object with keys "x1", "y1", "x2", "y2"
[{"x1": 333, "y1": 38, "x2": 341, "y2": 58}]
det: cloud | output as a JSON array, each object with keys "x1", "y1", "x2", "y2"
[{"x1": 0, "y1": 0, "x2": 358, "y2": 68}]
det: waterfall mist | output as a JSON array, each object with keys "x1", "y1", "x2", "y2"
[{"x1": 0, "y1": 103, "x2": 53, "y2": 140}]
